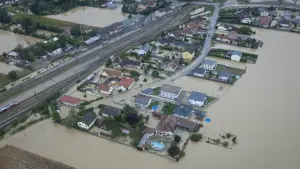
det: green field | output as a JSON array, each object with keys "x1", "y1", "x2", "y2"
[
  {"x1": 216, "y1": 64, "x2": 245, "y2": 76},
  {"x1": 12, "y1": 14, "x2": 75, "y2": 27}
]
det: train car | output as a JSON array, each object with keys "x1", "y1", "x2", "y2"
[{"x1": 0, "y1": 101, "x2": 19, "y2": 113}]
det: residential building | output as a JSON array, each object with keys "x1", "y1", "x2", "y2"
[
  {"x1": 188, "y1": 91, "x2": 207, "y2": 107},
  {"x1": 218, "y1": 70, "x2": 231, "y2": 82},
  {"x1": 216, "y1": 35, "x2": 234, "y2": 43},
  {"x1": 217, "y1": 23, "x2": 236, "y2": 31},
  {"x1": 155, "y1": 115, "x2": 200, "y2": 137},
  {"x1": 135, "y1": 95, "x2": 152, "y2": 107},
  {"x1": 190, "y1": 67, "x2": 206, "y2": 77},
  {"x1": 120, "y1": 59, "x2": 142, "y2": 69},
  {"x1": 77, "y1": 111, "x2": 97, "y2": 130},
  {"x1": 173, "y1": 105, "x2": 193, "y2": 119},
  {"x1": 101, "y1": 105, "x2": 122, "y2": 118},
  {"x1": 159, "y1": 84, "x2": 182, "y2": 100},
  {"x1": 240, "y1": 17, "x2": 252, "y2": 24},
  {"x1": 280, "y1": 10, "x2": 292, "y2": 20},
  {"x1": 258, "y1": 7, "x2": 269, "y2": 16},
  {"x1": 99, "y1": 83, "x2": 114, "y2": 95},
  {"x1": 163, "y1": 60, "x2": 178, "y2": 72},
  {"x1": 58, "y1": 95, "x2": 84, "y2": 107},
  {"x1": 278, "y1": 19, "x2": 290, "y2": 28},
  {"x1": 227, "y1": 50, "x2": 243, "y2": 62},
  {"x1": 203, "y1": 59, "x2": 217, "y2": 70},
  {"x1": 257, "y1": 16, "x2": 272, "y2": 28},
  {"x1": 141, "y1": 88, "x2": 153, "y2": 94},
  {"x1": 116, "y1": 77, "x2": 135, "y2": 92},
  {"x1": 101, "y1": 68, "x2": 123, "y2": 78},
  {"x1": 138, "y1": 43, "x2": 153, "y2": 55},
  {"x1": 194, "y1": 110, "x2": 207, "y2": 121}
]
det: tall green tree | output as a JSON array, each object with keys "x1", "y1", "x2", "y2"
[
  {"x1": 8, "y1": 71, "x2": 18, "y2": 80},
  {"x1": 0, "y1": 9, "x2": 11, "y2": 23}
]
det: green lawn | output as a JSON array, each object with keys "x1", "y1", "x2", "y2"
[
  {"x1": 206, "y1": 96, "x2": 217, "y2": 104},
  {"x1": 211, "y1": 0, "x2": 226, "y2": 3},
  {"x1": 162, "y1": 103, "x2": 176, "y2": 115},
  {"x1": 0, "y1": 74, "x2": 10, "y2": 87},
  {"x1": 12, "y1": 14, "x2": 75, "y2": 27},
  {"x1": 216, "y1": 64, "x2": 245, "y2": 76},
  {"x1": 153, "y1": 87, "x2": 161, "y2": 95},
  {"x1": 148, "y1": 101, "x2": 159, "y2": 109}
]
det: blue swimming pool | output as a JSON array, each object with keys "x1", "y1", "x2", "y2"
[{"x1": 151, "y1": 141, "x2": 165, "y2": 151}]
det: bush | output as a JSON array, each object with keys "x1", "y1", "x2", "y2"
[
  {"x1": 167, "y1": 145, "x2": 180, "y2": 157},
  {"x1": 174, "y1": 135, "x2": 181, "y2": 143},
  {"x1": 190, "y1": 133, "x2": 202, "y2": 142},
  {"x1": 143, "y1": 78, "x2": 147, "y2": 82},
  {"x1": 232, "y1": 136, "x2": 237, "y2": 144},
  {"x1": 223, "y1": 141, "x2": 229, "y2": 147},
  {"x1": 226, "y1": 133, "x2": 232, "y2": 138}
]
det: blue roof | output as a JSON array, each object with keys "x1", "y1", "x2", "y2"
[
  {"x1": 141, "y1": 43, "x2": 152, "y2": 52},
  {"x1": 203, "y1": 59, "x2": 216, "y2": 66},
  {"x1": 173, "y1": 105, "x2": 193, "y2": 117},
  {"x1": 227, "y1": 50, "x2": 243, "y2": 57},
  {"x1": 188, "y1": 91, "x2": 206, "y2": 102},
  {"x1": 190, "y1": 68, "x2": 206, "y2": 75},
  {"x1": 141, "y1": 88, "x2": 153, "y2": 94},
  {"x1": 219, "y1": 70, "x2": 231, "y2": 78}
]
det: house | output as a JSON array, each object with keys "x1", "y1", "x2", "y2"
[
  {"x1": 257, "y1": 16, "x2": 272, "y2": 28},
  {"x1": 120, "y1": 59, "x2": 142, "y2": 69},
  {"x1": 77, "y1": 111, "x2": 97, "y2": 130},
  {"x1": 141, "y1": 88, "x2": 153, "y2": 94},
  {"x1": 216, "y1": 35, "x2": 234, "y2": 43},
  {"x1": 163, "y1": 60, "x2": 178, "y2": 72},
  {"x1": 99, "y1": 83, "x2": 114, "y2": 95},
  {"x1": 173, "y1": 105, "x2": 193, "y2": 119},
  {"x1": 190, "y1": 67, "x2": 206, "y2": 77},
  {"x1": 116, "y1": 77, "x2": 135, "y2": 92},
  {"x1": 203, "y1": 59, "x2": 217, "y2": 70},
  {"x1": 227, "y1": 50, "x2": 243, "y2": 62},
  {"x1": 194, "y1": 110, "x2": 207, "y2": 121},
  {"x1": 155, "y1": 115, "x2": 200, "y2": 137},
  {"x1": 101, "y1": 68, "x2": 123, "y2": 78},
  {"x1": 138, "y1": 43, "x2": 153, "y2": 55},
  {"x1": 135, "y1": 95, "x2": 152, "y2": 107},
  {"x1": 58, "y1": 95, "x2": 84, "y2": 107},
  {"x1": 182, "y1": 49, "x2": 195, "y2": 62},
  {"x1": 159, "y1": 84, "x2": 182, "y2": 100},
  {"x1": 218, "y1": 70, "x2": 231, "y2": 82},
  {"x1": 280, "y1": 10, "x2": 292, "y2": 20},
  {"x1": 101, "y1": 105, "x2": 122, "y2": 118},
  {"x1": 240, "y1": 17, "x2": 252, "y2": 24},
  {"x1": 188, "y1": 91, "x2": 207, "y2": 107},
  {"x1": 217, "y1": 23, "x2": 235, "y2": 31},
  {"x1": 258, "y1": 7, "x2": 269, "y2": 16},
  {"x1": 156, "y1": 8, "x2": 166, "y2": 17},
  {"x1": 278, "y1": 19, "x2": 291, "y2": 28}
]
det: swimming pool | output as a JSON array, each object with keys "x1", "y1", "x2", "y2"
[{"x1": 151, "y1": 141, "x2": 165, "y2": 151}]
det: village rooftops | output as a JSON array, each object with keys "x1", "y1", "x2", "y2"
[
  {"x1": 101, "y1": 105, "x2": 122, "y2": 117},
  {"x1": 0, "y1": 145, "x2": 76, "y2": 169},
  {"x1": 80, "y1": 111, "x2": 97, "y2": 127},
  {"x1": 159, "y1": 84, "x2": 182, "y2": 95}
]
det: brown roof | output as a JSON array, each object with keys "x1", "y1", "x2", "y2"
[
  {"x1": 99, "y1": 84, "x2": 110, "y2": 92},
  {"x1": 259, "y1": 16, "x2": 271, "y2": 25},
  {"x1": 0, "y1": 145, "x2": 75, "y2": 169},
  {"x1": 156, "y1": 115, "x2": 177, "y2": 132},
  {"x1": 102, "y1": 68, "x2": 123, "y2": 77},
  {"x1": 119, "y1": 77, "x2": 135, "y2": 89}
]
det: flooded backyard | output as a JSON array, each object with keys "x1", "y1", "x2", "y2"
[
  {"x1": 1, "y1": 28, "x2": 300, "y2": 169},
  {"x1": 47, "y1": 6, "x2": 128, "y2": 27}
]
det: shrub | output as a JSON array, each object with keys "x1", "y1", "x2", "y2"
[
  {"x1": 190, "y1": 133, "x2": 202, "y2": 142},
  {"x1": 226, "y1": 133, "x2": 232, "y2": 138},
  {"x1": 167, "y1": 145, "x2": 180, "y2": 157},
  {"x1": 174, "y1": 135, "x2": 181, "y2": 143},
  {"x1": 232, "y1": 136, "x2": 237, "y2": 144},
  {"x1": 223, "y1": 141, "x2": 229, "y2": 147}
]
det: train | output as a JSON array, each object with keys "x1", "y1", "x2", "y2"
[{"x1": 0, "y1": 101, "x2": 19, "y2": 113}]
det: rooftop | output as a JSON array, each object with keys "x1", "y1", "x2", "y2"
[
  {"x1": 173, "y1": 105, "x2": 193, "y2": 117},
  {"x1": 102, "y1": 68, "x2": 123, "y2": 77},
  {"x1": 120, "y1": 59, "x2": 142, "y2": 68},
  {"x1": 80, "y1": 111, "x2": 97, "y2": 126},
  {"x1": 119, "y1": 77, "x2": 135, "y2": 89},
  {"x1": 227, "y1": 50, "x2": 243, "y2": 57},
  {"x1": 194, "y1": 110, "x2": 207, "y2": 121},
  {"x1": 101, "y1": 105, "x2": 122, "y2": 117},
  {"x1": 203, "y1": 59, "x2": 216, "y2": 66},
  {"x1": 219, "y1": 70, "x2": 231, "y2": 78},
  {"x1": 135, "y1": 95, "x2": 151, "y2": 106},
  {"x1": 188, "y1": 91, "x2": 206, "y2": 102},
  {"x1": 159, "y1": 84, "x2": 182, "y2": 95},
  {"x1": 58, "y1": 95, "x2": 84, "y2": 105},
  {"x1": 191, "y1": 67, "x2": 206, "y2": 75}
]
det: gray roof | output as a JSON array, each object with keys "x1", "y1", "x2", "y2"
[
  {"x1": 194, "y1": 110, "x2": 207, "y2": 120},
  {"x1": 160, "y1": 84, "x2": 182, "y2": 95},
  {"x1": 81, "y1": 111, "x2": 97, "y2": 126},
  {"x1": 141, "y1": 88, "x2": 153, "y2": 94},
  {"x1": 219, "y1": 70, "x2": 231, "y2": 78},
  {"x1": 135, "y1": 95, "x2": 151, "y2": 106},
  {"x1": 188, "y1": 91, "x2": 206, "y2": 102},
  {"x1": 141, "y1": 43, "x2": 152, "y2": 52},
  {"x1": 173, "y1": 105, "x2": 193, "y2": 117},
  {"x1": 203, "y1": 59, "x2": 216, "y2": 66},
  {"x1": 227, "y1": 50, "x2": 243, "y2": 57},
  {"x1": 191, "y1": 68, "x2": 206, "y2": 75},
  {"x1": 102, "y1": 105, "x2": 122, "y2": 117},
  {"x1": 120, "y1": 59, "x2": 142, "y2": 68}
]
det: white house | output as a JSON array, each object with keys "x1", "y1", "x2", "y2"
[
  {"x1": 156, "y1": 9, "x2": 166, "y2": 17},
  {"x1": 203, "y1": 59, "x2": 217, "y2": 70},
  {"x1": 241, "y1": 17, "x2": 252, "y2": 24},
  {"x1": 217, "y1": 25, "x2": 228, "y2": 31},
  {"x1": 77, "y1": 111, "x2": 97, "y2": 130},
  {"x1": 218, "y1": 71, "x2": 231, "y2": 82},
  {"x1": 188, "y1": 91, "x2": 207, "y2": 107},
  {"x1": 159, "y1": 84, "x2": 182, "y2": 100},
  {"x1": 227, "y1": 50, "x2": 242, "y2": 62}
]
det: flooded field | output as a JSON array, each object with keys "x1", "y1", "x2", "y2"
[
  {"x1": 1, "y1": 28, "x2": 300, "y2": 168},
  {"x1": 47, "y1": 6, "x2": 128, "y2": 27},
  {"x1": 0, "y1": 29, "x2": 41, "y2": 54},
  {"x1": 0, "y1": 62, "x2": 22, "y2": 74}
]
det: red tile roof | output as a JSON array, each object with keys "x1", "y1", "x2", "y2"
[
  {"x1": 259, "y1": 16, "x2": 271, "y2": 25},
  {"x1": 59, "y1": 95, "x2": 84, "y2": 105},
  {"x1": 102, "y1": 68, "x2": 123, "y2": 77},
  {"x1": 99, "y1": 84, "x2": 111, "y2": 92},
  {"x1": 119, "y1": 77, "x2": 135, "y2": 89}
]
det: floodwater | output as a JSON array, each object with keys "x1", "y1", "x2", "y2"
[
  {"x1": 0, "y1": 29, "x2": 41, "y2": 54},
  {"x1": 47, "y1": 6, "x2": 128, "y2": 28},
  {"x1": 0, "y1": 62, "x2": 22, "y2": 74},
  {"x1": 1, "y1": 28, "x2": 300, "y2": 169}
]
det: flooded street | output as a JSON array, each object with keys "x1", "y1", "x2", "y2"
[
  {"x1": 1, "y1": 28, "x2": 300, "y2": 168},
  {"x1": 47, "y1": 6, "x2": 128, "y2": 27}
]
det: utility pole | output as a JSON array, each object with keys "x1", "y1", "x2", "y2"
[
  {"x1": 33, "y1": 88, "x2": 38, "y2": 100},
  {"x1": 80, "y1": 24, "x2": 84, "y2": 45}
]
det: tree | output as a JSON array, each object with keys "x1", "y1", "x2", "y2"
[
  {"x1": 232, "y1": 136, "x2": 237, "y2": 144},
  {"x1": 0, "y1": 9, "x2": 11, "y2": 23},
  {"x1": 226, "y1": 133, "x2": 232, "y2": 138},
  {"x1": 130, "y1": 70, "x2": 140, "y2": 77},
  {"x1": 167, "y1": 145, "x2": 180, "y2": 157},
  {"x1": 151, "y1": 70, "x2": 159, "y2": 77},
  {"x1": 122, "y1": 104, "x2": 138, "y2": 114},
  {"x1": 71, "y1": 26, "x2": 81, "y2": 36},
  {"x1": 105, "y1": 58, "x2": 112, "y2": 67},
  {"x1": 8, "y1": 71, "x2": 18, "y2": 80},
  {"x1": 213, "y1": 139, "x2": 220, "y2": 145},
  {"x1": 143, "y1": 68, "x2": 149, "y2": 75},
  {"x1": 174, "y1": 135, "x2": 181, "y2": 143},
  {"x1": 238, "y1": 26, "x2": 253, "y2": 35},
  {"x1": 63, "y1": 109, "x2": 77, "y2": 128},
  {"x1": 52, "y1": 112, "x2": 61, "y2": 122},
  {"x1": 105, "y1": 118, "x2": 123, "y2": 138},
  {"x1": 223, "y1": 141, "x2": 229, "y2": 147},
  {"x1": 190, "y1": 133, "x2": 202, "y2": 142},
  {"x1": 293, "y1": 0, "x2": 298, "y2": 9},
  {"x1": 2, "y1": 52, "x2": 7, "y2": 57},
  {"x1": 143, "y1": 78, "x2": 147, "y2": 82}
]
